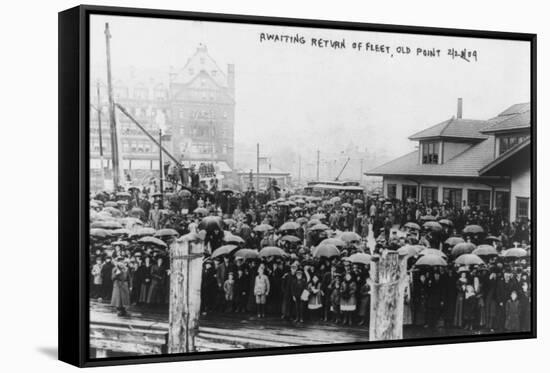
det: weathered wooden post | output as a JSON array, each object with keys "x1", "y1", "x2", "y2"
[
  {"x1": 369, "y1": 250, "x2": 408, "y2": 341},
  {"x1": 168, "y1": 232, "x2": 204, "y2": 353}
]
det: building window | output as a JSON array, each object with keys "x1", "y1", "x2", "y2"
[
  {"x1": 421, "y1": 186, "x2": 438, "y2": 204},
  {"x1": 468, "y1": 189, "x2": 491, "y2": 211},
  {"x1": 133, "y1": 88, "x2": 148, "y2": 100},
  {"x1": 443, "y1": 188, "x2": 462, "y2": 208},
  {"x1": 402, "y1": 185, "x2": 417, "y2": 201},
  {"x1": 516, "y1": 197, "x2": 529, "y2": 219},
  {"x1": 387, "y1": 184, "x2": 397, "y2": 199},
  {"x1": 422, "y1": 142, "x2": 439, "y2": 164},
  {"x1": 499, "y1": 135, "x2": 528, "y2": 155}
]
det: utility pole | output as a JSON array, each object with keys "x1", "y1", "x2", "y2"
[
  {"x1": 95, "y1": 81, "x2": 105, "y2": 186},
  {"x1": 256, "y1": 143, "x2": 260, "y2": 192},
  {"x1": 316, "y1": 150, "x2": 320, "y2": 181},
  {"x1": 104, "y1": 22, "x2": 122, "y2": 190},
  {"x1": 159, "y1": 129, "x2": 164, "y2": 199}
]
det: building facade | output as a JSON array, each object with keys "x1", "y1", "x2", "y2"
[
  {"x1": 89, "y1": 44, "x2": 235, "y2": 191},
  {"x1": 366, "y1": 100, "x2": 531, "y2": 222}
]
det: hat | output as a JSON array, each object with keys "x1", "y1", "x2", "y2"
[{"x1": 290, "y1": 260, "x2": 300, "y2": 268}]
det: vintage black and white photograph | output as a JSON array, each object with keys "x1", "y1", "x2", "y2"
[{"x1": 86, "y1": 13, "x2": 533, "y2": 359}]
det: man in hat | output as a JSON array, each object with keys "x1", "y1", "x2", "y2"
[
  {"x1": 100, "y1": 256, "x2": 114, "y2": 301},
  {"x1": 291, "y1": 267, "x2": 308, "y2": 323}
]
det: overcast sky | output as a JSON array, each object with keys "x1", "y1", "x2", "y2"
[{"x1": 90, "y1": 15, "x2": 530, "y2": 170}]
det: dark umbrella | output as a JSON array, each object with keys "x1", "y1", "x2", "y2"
[
  {"x1": 451, "y1": 242, "x2": 477, "y2": 257},
  {"x1": 455, "y1": 254, "x2": 484, "y2": 266},
  {"x1": 280, "y1": 222, "x2": 300, "y2": 231},
  {"x1": 233, "y1": 248, "x2": 259, "y2": 260},
  {"x1": 211, "y1": 244, "x2": 238, "y2": 258},
  {"x1": 137, "y1": 236, "x2": 167, "y2": 247},
  {"x1": 404, "y1": 222, "x2": 421, "y2": 230},
  {"x1": 463, "y1": 225, "x2": 484, "y2": 234},
  {"x1": 259, "y1": 246, "x2": 286, "y2": 257},
  {"x1": 312, "y1": 243, "x2": 340, "y2": 258},
  {"x1": 280, "y1": 235, "x2": 301, "y2": 243},
  {"x1": 415, "y1": 254, "x2": 447, "y2": 267},
  {"x1": 472, "y1": 245, "x2": 498, "y2": 257}
]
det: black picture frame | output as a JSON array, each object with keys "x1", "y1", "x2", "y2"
[{"x1": 58, "y1": 4, "x2": 537, "y2": 368}]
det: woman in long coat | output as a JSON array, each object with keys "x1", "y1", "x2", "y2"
[
  {"x1": 147, "y1": 257, "x2": 167, "y2": 305},
  {"x1": 357, "y1": 277, "x2": 371, "y2": 326},
  {"x1": 111, "y1": 259, "x2": 130, "y2": 316},
  {"x1": 505, "y1": 291, "x2": 521, "y2": 331},
  {"x1": 138, "y1": 256, "x2": 153, "y2": 304},
  {"x1": 340, "y1": 273, "x2": 357, "y2": 326}
]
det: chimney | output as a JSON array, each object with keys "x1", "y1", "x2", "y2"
[{"x1": 457, "y1": 98, "x2": 463, "y2": 119}]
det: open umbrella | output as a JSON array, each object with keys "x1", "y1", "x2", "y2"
[
  {"x1": 404, "y1": 222, "x2": 421, "y2": 230},
  {"x1": 280, "y1": 235, "x2": 301, "y2": 243},
  {"x1": 111, "y1": 228, "x2": 131, "y2": 236},
  {"x1": 320, "y1": 238, "x2": 346, "y2": 247},
  {"x1": 445, "y1": 236, "x2": 465, "y2": 246},
  {"x1": 295, "y1": 217, "x2": 308, "y2": 225},
  {"x1": 280, "y1": 221, "x2": 300, "y2": 231},
  {"x1": 472, "y1": 245, "x2": 498, "y2": 257},
  {"x1": 398, "y1": 245, "x2": 421, "y2": 257},
  {"x1": 348, "y1": 252, "x2": 371, "y2": 265},
  {"x1": 438, "y1": 219, "x2": 454, "y2": 226},
  {"x1": 137, "y1": 236, "x2": 167, "y2": 247},
  {"x1": 339, "y1": 231, "x2": 361, "y2": 243},
  {"x1": 451, "y1": 242, "x2": 477, "y2": 257},
  {"x1": 485, "y1": 235, "x2": 502, "y2": 243},
  {"x1": 311, "y1": 213, "x2": 326, "y2": 221},
  {"x1": 353, "y1": 199, "x2": 364, "y2": 205},
  {"x1": 259, "y1": 246, "x2": 286, "y2": 257},
  {"x1": 120, "y1": 217, "x2": 143, "y2": 226},
  {"x1": 199, "y1": 216, "x2": 223, "y2": 231},
  {"x1": 116, "y1": 191, "x2": 131, "y2": 198},
  {"x1": 253, "y1": 224, "x2": 273, "y2": 232},
  {"x1": 90, "y1": 228, "x2": 112, "y2": 239},
  {"x1": 310, "y1": 223, "x2": 330, "y2": 231},
  {"x1": 420, "y1": 215, "x2": 436, "y2": 221},
  {"x1": 224, "y1": 233, "x2": 245, "y2": 244},
  {"x1": 502, "y1": 248, "x2": 528, "y2": 258},
  {"x1": 104, "y1": 201, "x2": 118, "y2": 208},
  {"x1": 341, "y1": 203, "x2": 352, "y2": 209},
  {"x1": 455, "y1": 254, "x2": 484, "y2": 266},
  {"x1": 312, "y1": 243, "x2": 340, "y2": 258},
  {"x1": 223, "y1": 218, "x2": 237, "y2": 227},
  {"x1": 419, "y1": 248, "x2": 447, "y2": 258},
  {"x1": 463, "y1": 225, "x2": 484, "y2": 234},
  {"x1": 415, "y1": 254, "x2": 447, "y2": 267},
  {"x1": 330, "y1": 196, "x2": 341, "y2": 203},
  {"x1": 233, "y1": 248, "x2": 259, "y2": 260},
  {"x1": 423, "y1": 221, "x2": 443, "y2": 231},
  {"x1": 129, "y1": 207, "x2": 145, "y2": 218},
  {"x1": 307, "y1": 219, "x2": 321, "y2": 227},
  {"x1": 291, "y1": 207, "x2": 303, "y2": 213},
  {"x1": 91, "y1": 220, "x2": 122, "y2": 230},
  {"x1": 211, "y1": 244, "x2": 238, "y2": 258},
  {"x1": 194, "y1": 207, "x2": 209, "y2": 215},
  {"x1": 154, "y1": 228, "x2": 179, "y2": 238},
  {"x1": 132, "y1": 227, "x2": 157, "y2": 237}
]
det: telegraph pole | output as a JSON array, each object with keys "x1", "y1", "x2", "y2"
[
  {"x1": 159, "y1": 129, "x2": 164, "y2": 198},
  {"x1": 316, "y1": 150, "x2": 320, "y2": 181},
  {"x1": 104, "y1": 22, "x2": 121, "y2": 189},
  {"x1": 298, "y1": 155, "x2": 302, "y2": 187},
  {"x1": 360, "y1": 158, "x2": 364, "y2": 184},
  {"x1": 96, "y1": 80, "x2": 105, "y2": 186},
  {"x1": 256, "y1": 143, "x2": 260, "y2": 192}
]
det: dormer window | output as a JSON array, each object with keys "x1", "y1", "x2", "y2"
[
  {"x1": 422, "y1": 141, "x2": 439, "y2": 164},
  {"x1": 499, "y1": 134, "x2": 528, "y2": 155}
]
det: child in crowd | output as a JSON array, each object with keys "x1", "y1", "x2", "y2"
[{"x1": 223, "y1": 272, "x2": 235, "y2": 312}]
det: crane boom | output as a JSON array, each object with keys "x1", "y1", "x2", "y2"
[{"x1": 335, "y1": 157, "x2": 351, "y2": 181}]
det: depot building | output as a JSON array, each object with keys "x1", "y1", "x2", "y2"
[{"x1": 365, "y1": 99, "x2": 531, "y2": 222}]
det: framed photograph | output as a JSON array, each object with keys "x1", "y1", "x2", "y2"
[{"x1": 59, "y1": 4, "x2": 536, "y2": 367}]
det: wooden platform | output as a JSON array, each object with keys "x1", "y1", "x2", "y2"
[{"x1": 90, "y1": 301, "x2": 371, "y2": 356}]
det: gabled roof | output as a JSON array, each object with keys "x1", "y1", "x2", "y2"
[
  {"x1": 366, "y1": 136, "x2": 496, "y2": 178},
  {"x1": 479, "y1": 138, "x2": 531, "y2": 176},
  {"x1": 172, "y1": 44, "x2": 229, "y2": 88},
  {"x1": 408, "y1": 118, "x2": 489, "y2": 141},
  {"x1": 481, "y1": 104, "x2": 531, "y2": 134}
]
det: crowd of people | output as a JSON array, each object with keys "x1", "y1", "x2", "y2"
[{"x1": 89, "y1": 183, "x2": 531, "y2": 336}]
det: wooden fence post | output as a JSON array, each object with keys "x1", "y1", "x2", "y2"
[
  {"x1": 168, "y1": 232, "x2": 204, "y2": 353},
  {"x1": 369, "y1": 250, "x2": 408, "y2": 341}
]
